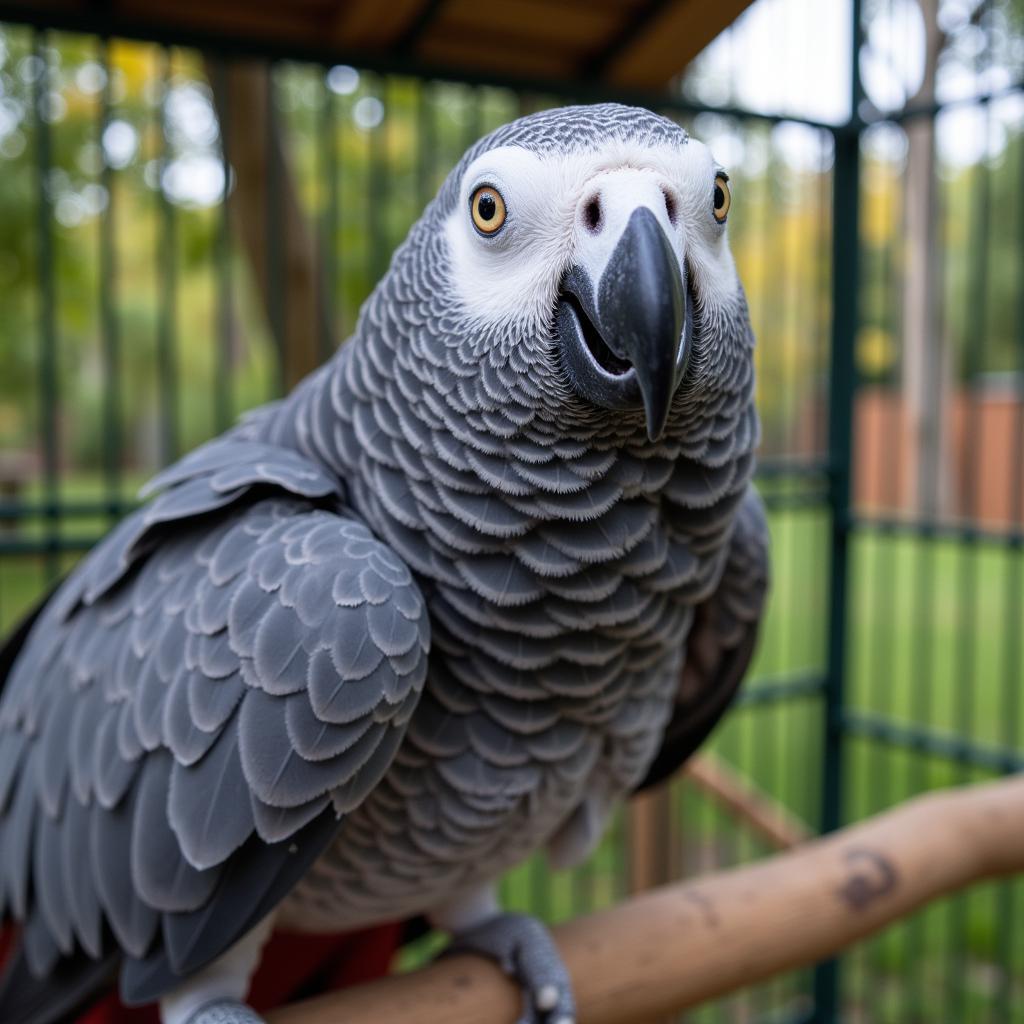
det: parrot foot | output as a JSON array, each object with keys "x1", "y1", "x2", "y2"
[
  {"x1": 180, "y1": 1000, "x2": 265, "y2": 1024},
  {"x1": 446, "y1": 912, "x2": 575, "y2": 1024}
]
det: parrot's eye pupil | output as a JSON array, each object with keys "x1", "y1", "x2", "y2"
[
  {"x1": 478, "y1": 194, "x2": 496, "y2": 220},
  {"x1": 470, "y1": 184, "x2": 508, "y2": 235},
  {"x1": 713, "y1": 174, "x2": 731, "y2": 223}
]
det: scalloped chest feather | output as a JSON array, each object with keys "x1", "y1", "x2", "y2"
[{"x1": 265, "y1": 316, "x2": 757, "y2": 929}]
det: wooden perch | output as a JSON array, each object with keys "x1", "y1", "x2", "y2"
[{"x1": 269, "y1": 775, "x2": 1024, "y2": 1024}]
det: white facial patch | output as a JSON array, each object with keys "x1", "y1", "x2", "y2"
[{"x1": 443, "y1": 137, "x2": 741, "y2": 335}]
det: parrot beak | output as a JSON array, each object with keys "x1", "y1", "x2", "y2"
[{"x1": 556, "y1": 206, "x2": 691, "y2": 441}]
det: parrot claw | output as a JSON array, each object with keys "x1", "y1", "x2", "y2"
[
  {"x1": 445, "y1": 912, "x2": 576, "y2": 1024},
  {"x1": 181, "y1": 999, "x2": 266, "y2": 1024}
]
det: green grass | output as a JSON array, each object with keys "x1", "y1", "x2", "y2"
[{"x1": 2, "y1": 495, "x2": 1023, "y2": 1019}]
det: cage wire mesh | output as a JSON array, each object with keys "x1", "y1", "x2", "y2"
[{"x1": 0, "y1": 0, "x2": 1021, "y2": 1020}]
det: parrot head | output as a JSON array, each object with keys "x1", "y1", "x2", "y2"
[{"x1": 384, "y1": 103, "x2": 751, "y2": 444}]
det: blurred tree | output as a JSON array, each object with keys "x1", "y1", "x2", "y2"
[{"x1": 901, "y1": 0, "x2": 949, "y2": 517}]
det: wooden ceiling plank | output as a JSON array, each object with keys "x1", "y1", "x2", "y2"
[
  {"x1": 395, "y1": 0, "x2": 448, "y2": 52},
  {"x1": 417, "y1": 34, "x2": 575, "y2": 80},
  {"x1": 120, "y1": 0, "x2": 326, "y2": 45},
  {"x1": 581, "y1": 0, "x2": 673, "y2": 78},
  {"x1": 425, "y1": 24, "x2": 592, "y2": 62},
  {"x1": 437, "y1": 0, "x2": 618, "y2": 44},
  {"x1": 434, "y1": 6, "x2": 617, "y2": 50},
  {"x1": 334, "y1": 0, "x2": 426, "y2": 49},
  {"x1": 605, "y1": 0, "x2": 755, "y2": 88},
  {"x1": 1, "y1": 0, "x2": 754, "y2": 90}
]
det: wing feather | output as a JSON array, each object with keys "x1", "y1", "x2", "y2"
[
  {"x1": 131, "y1": 753, "x2": 222, "y2": 914},
  {"x1": 61, "y1": 795, "x2": 103, "y2": 958},
  {"x1": 127, "y1": 806, "x2": 340, "y2": 999},
  {"x1": 89, "y1": 786, "x2": 160, "y2": 959},
  {"x1": 33, "y1": 812, "x2": 74, "y2": 955},
  {"x1": 0, "y1": 467, "x2": 428, "y2": 1017},
  {"x1": 166, "y1": 711, "x2": 257, "y2": 871}
]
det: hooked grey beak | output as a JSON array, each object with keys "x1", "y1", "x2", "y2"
[{"x1": 556, "y1": 206, "x2": 691, "y2": 440}]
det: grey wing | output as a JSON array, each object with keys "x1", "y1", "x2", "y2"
[
  {"x1": 0, "y1": 495, "x2": 429, "y2": 1012},
  {"x1": 67, "y1": 434, "x2": 343, "y2": 613},
  {"x1": 637, "y1": 485, "x2": 769, "y2": 791}
]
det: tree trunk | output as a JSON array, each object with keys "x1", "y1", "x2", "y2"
[
  {"x1": 206, "y1": 59, "x2": 329, "y2": 393},
  {"x1": 901, "y1": 0, "x2": 951, "y2": 517}
]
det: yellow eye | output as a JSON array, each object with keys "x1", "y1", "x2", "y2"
[
  {"x1": 713, "y1": 174, "x2": 731, "y2": 222},
  {"x1": 470, "y1": 185, "x2": 507, "y2": 235}
]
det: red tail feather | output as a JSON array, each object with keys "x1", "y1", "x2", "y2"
[{"x1": 0, "y1": 924, "x2": 402, "y2": 1023}]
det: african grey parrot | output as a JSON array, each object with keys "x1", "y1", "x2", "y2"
[{"x1": 0, "y1": 103, "x2": 768, "y2": 1024}]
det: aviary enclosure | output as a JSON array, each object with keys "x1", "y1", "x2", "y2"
[{"x1": 0, "y1": 0, "x2": 1021, "y2": 1020}]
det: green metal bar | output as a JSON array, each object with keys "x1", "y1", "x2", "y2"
[
  {"x1": 947, "y1": 42, "x2": 994, "y2": 1017},
  {"x1": 33, "y1": 30, "x2": 59, "y2": 583},
  {"x1": 807, "y1": 133, "x2": 833, "y2": 1018},
  {"x1": 157, "y1": 47, "x2": 180, "y2": 462},
  {"x1": 336, "y1": 75, "x2": 355, "y2": 336},
  {"x1": 814, "y1": 131, "x2": 832, "y2": 458},
  {"x1": 842, "y1": 710, "x2": 1024, "y2": 774},
  {"x1": 739, "y1": 138, "x2": 787, "y2": 899},
  {"x1": 417, "y1": 81, "x2": 436, "y2": 215},
  {"x1": 778, "y1": 119, "x2": 800, "y2": 701},
  {"x1": 906, "y1": 72, "x2": 951, "y2": 1014},
  {"x1": 749, "y1": 458, "x2": 829, "y2": 480},
  {"x1": 367, "y1": 75, "x2": 387, "y2": 289},
  {"x1": 993, "y1": 119, "x2": 1024, "y2": 1021},
  {"x1": 874, "y1": 131, "x2": 904, "y2": 1023},
  {"x1": 0, "y1": 535, "x2": 102, "y2": 556},
  {"x1": 99, "y1": 38, "x2": 122, "y2": 517},
  {"x1": 266, "y1": 61, "x2": 285, "y2": 393},
  {"x1": 813, "y1": 0, "x2": 863, "y2": 1017},
  {"x1": 0, "y1": 500, "x2": 138, "y2": 519},
  {"x1": 736, "y1": 673, "x2": 826, "y2": 706},
  {"x1": 772, "y1": 125, "x2": 803, "y2": 1016},
  {"x1": 318, "y1": 70, "x2": 338, "y2": 362},
  {"x1": 849, "y1": 514, "x2": 1024, "y2": 549},
  {"x1": 213, "y1": 56, "x2": 232, "y2": 433},
  {"x1": 866, "y1": 78, "x2": 1023, "y2": 126}
]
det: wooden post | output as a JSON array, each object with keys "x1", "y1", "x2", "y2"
[
  {"x1": 684, "y1": 752, "x2": 813, "y2": 850},
  {"x1": 269, "y1": 776, "x2": 1024, "y2": 1024},
  {"x1": 626, "y1": 786, "x2": 675, "y2": 1024},
  {"x1": 628, "y1": 786, "x2": 673, "y2": 893},
  {"x1": 901, "y1": 0, "x2": 950, "y2": 517},
  {"x1": 206, "y1": 59, "x2": 328, "y2": 391}
]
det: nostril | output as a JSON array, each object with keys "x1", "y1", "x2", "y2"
[
  {"x1": 662, "y1": 188, "x2": 678, "y2": 226},
  {"x1": 583, "y1": 196, "x2": 602, "y2": 233}
]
